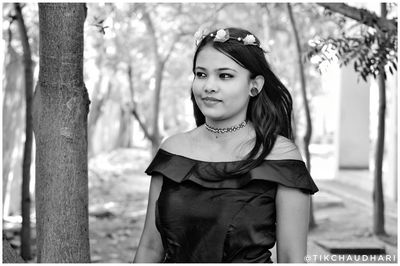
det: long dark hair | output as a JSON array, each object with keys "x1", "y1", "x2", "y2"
[{"x1": 191, "y1": 27, "x2": 293, "y2": 174}]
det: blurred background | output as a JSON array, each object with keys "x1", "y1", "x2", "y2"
[{"x1": 2, "y1": 2, "x2": 397, "y2": 263}]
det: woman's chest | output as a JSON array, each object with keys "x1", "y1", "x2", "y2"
[{"x1": 157, "y1": 179, "x2": 277, "y2": 228}]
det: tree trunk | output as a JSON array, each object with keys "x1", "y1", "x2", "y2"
[
  {"x1": 14, "y1": 3, "x2": 34, "y2": 260},
  {"x1": 140, "y1": 8, "x2": 163, "y2": 154},
  {"x1": 372, "y1": 3, "x2": 387, "y2": 236},
  {"x1": 88, "y1": 73, "x2": 111, "y2": 157},
  {"x1": 151, "y1": 63, "x2": 163, "y2": 154},
  {"x1": 127, "y1": 65, "x2": 153, "y2": 143},
  {"x1": 115, "y1": 105, "x2": 133, "y2": 148},
  {"x1": 287, "y1": 3, "x2": 316, "y2": 229},
  {"x1": 32, "y1": 3, "x2": 90, "y2": 262},
  {"x1": 135, "y1": 5, "x2": 182, "y2": 155},
  {"x1": 3, "y1": 233, "x2": 25, "y2": 263}
]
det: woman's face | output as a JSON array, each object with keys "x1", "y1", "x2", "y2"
[{"x1": 192, "y1": 45, "x2": 252, "y2": 126}]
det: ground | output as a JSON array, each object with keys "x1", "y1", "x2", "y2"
[{"x1": 3, "y1": 147, "x2": 398, "y2": 263}]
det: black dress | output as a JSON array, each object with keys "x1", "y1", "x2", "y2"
[{"x1": 145, "y1": 149, "x2": 319, "y2": 263}]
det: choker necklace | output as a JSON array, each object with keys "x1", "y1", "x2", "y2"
[{"x1": 205, "y1": 120, "x2": 247, "y2": 134}]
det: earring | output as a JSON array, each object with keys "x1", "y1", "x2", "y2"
[{"x1": 250, "y1": 87, "x2": 259, "y2": 97}]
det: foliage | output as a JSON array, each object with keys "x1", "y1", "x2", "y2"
[{"x1": 306, "y1": 4, "x2": 398, "y2": 81}]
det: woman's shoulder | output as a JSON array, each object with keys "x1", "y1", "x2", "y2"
[
  {"x1": 159, "y1": 128, "x2": 199, "y2": 155},
  {"x1": 264, "y1": 135, "x2": 303, "y2": 161}
]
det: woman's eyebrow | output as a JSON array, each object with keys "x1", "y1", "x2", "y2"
[
  {"x1": 218, "y1": 67, "x2": 238, "y2": 73},
  {"x1": 195, "y1": 66, "x2": 238, "y2": 72}
]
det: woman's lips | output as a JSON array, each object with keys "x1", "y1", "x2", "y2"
[{"x1": 202, "y1": 96, "x2": 222, "y2": 102}]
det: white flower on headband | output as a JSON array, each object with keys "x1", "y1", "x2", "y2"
[
  {"x1": 243, "y1": 34, "x2": 257, "y2": 45},
  {"x1": 214, "y1": 29, "x2": 229, "y2": 42},
  {"x1": 194, "y1": 26, "x2": 209, "y2": 46}
]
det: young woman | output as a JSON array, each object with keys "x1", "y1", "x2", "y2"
[{"x1": 134, "y1": 27, "x2": 318, "y2": 263}]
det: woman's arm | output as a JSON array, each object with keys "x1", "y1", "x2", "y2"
[
  {"x1": 133, "y1": 175, "x2": 165, "y2": 262},
  {"x1": 276, "y1": 184, "x2": 310, "y2": 263}
]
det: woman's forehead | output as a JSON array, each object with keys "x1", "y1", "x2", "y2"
[{"x1": 195, "y1": 46, "x2": 245, "y2": 71}]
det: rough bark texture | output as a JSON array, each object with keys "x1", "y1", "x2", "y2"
[
  {"x1": 287, "y1": 3, "x2": 316, "y2": 229},
  {"x1": 2, "y1": 233, "x2": 25, "y2": 263},
  {"x1": 372, "y1": 3, "x2": 387, "y2": 236},
  {"x1": 14, "y1": 3, "x2": 34, "y2": 260},
  {"x1": 32, "y1": 3, "x2": 90, "y2": 262}
]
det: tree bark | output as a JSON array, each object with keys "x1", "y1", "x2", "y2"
[
  {"x1": 32, "y1": 3, "x2": 90, "y2": 262},
  {"x1": 317, "y1": 3, "x2": 396, "y2": 33},
  {"x1": 14, "y1": 3, "x2": 34, "y2": 260},
  {"x1": 287, "y1": 3, "x2": 316, "y2": 229},
  {"x1": 372, "y1": 3, "x2": 387, "y2": 236}
]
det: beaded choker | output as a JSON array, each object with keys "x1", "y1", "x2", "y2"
[{"x1": 205, "y1": 120, "x2": 247, "y2": 134}]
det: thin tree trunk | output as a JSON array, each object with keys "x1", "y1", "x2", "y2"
[
  {"x1": 151, "y1": 63, "x2": 163, "y2": 154},
  {"x1": 140, "y1": 9, "x2": 163, "y2": 154},
  {"x1": 88, "y1": 73, "x2": 112, "y2": 157},
  {"x1": 137, "y1": 5, "x2": 182, "y2": 155},
  {"x1": 14, "y1": 3, "x2": 34, "y2": 260},
  {"x1": 372, "y1": 3, "x2": 387, "y2": 236},
  {"x1": 32, "y1": 3, "x2": 90, "y2": 262},
  {"x1": 287, "y1": 3, "x2": 316, "y2": 229},
  {"x1": 127, "y1": 65, "x2": 153, "y2": 141}
]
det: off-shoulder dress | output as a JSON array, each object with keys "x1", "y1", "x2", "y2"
[{"x1": 145, "y1": 148, "x2": 319, "y2": 263}]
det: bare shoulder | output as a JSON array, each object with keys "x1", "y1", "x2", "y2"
[
  {"x1": 159, "y1": 128, "x2": 199, "y2": 155},
  {"x1": 265, "y1": 135, "x2": 303, "y2": 161}
]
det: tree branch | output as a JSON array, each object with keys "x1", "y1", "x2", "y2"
[
  {"x1": 317, "y1": 3, "x2": 397, "y2": 33},
  {"x1": 162, "y1": 33, "x2": 181, "y2": 66},
  {"x1": 127, "y1": 64, "x2": 153, "y2": 141},
  {"x1": 138, "y1": 5, "x2": 160, "y2": 61},
  {"x1": 131, "y1": 107, "x2": 153, "y2": 141}
]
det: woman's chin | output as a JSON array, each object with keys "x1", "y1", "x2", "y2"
[{"x1": 201, "y1": 112, "x2": 225, "y2": 121}]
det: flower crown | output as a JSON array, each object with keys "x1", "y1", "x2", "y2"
[{"x1": 194, "y1": 28, "x2": 268, "y2": 52}]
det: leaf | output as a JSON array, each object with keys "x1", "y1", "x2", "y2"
[
  {"x1": 389, "y1": 66, "x2": 393, "y2": 75},
  {"x1": 392, "y1": 61, "x2": 397, "y2": 71},
  {"x1": 361, "y1": 73, "x2": 367, "y2": 82}
]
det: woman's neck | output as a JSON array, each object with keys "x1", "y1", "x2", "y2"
[{"x1": 203, "y1": 120, "x2": 254, "y2": 143}]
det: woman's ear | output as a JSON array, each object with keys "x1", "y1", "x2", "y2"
[
  {"x1": 249, "y1": 75, "x2": 265, "y2": 96},
  {"x1": 252, "y1": 75, "x2": 265, "y2": 92}
]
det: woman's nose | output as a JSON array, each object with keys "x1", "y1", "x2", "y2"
[{"x1": 204, "y1": 77, "x2": 217, "y2": 93}]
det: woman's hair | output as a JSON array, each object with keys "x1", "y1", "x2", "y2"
[{"x1": 191, "y1": 27, "x2": 293, "y2": 175}]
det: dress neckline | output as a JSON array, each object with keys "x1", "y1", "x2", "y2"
[{"x1": 158, "y1": 148, "x2": 304, "y2": 164}]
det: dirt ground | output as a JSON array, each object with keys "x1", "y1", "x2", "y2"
[{"x1": 3, "y1": 148, "x2": 398, "y2": 263}]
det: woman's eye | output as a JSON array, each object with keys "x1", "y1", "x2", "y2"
[
  {"x1": 195, "y1": 72, "x2": 206, "y2": 78},
  {"x1": 220, "y1": 73, "x2": 233, "y2": 79}
]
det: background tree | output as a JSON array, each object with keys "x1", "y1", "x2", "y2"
[
  {"x1": 286, "y1": 3, "x2": 316, "y2": 229},
  {"x1": 14, "y1": 3, "x2": 34, "y2": 260},
  {"x1": 32, "y1": 3, "x2": 90, "y2": 262},
  {"x1": 307, "y1": 2, "x2": 397, "y2": 236}
]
